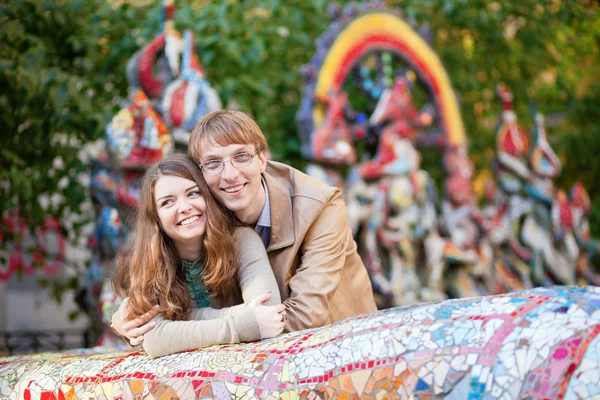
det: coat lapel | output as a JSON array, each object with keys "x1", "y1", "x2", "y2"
[{"x1": 263, "y1": 171, "x2": 295, "y2": 251}]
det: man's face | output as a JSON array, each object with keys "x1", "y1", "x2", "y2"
[{"x1": 199, "y1": 142, "x2": 267, "y2": 223}]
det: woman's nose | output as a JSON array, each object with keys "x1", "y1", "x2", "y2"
[{"x1": 178, "y1": 199, "x2": 193, "y2": 213}]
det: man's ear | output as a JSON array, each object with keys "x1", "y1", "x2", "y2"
[{"x1": 258, "y1": 150, "x2": 268, "y2": 173}]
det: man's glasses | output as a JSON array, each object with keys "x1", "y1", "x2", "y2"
[{"x1": 199, "y1": 150, "x2": 259, "y2": 175}]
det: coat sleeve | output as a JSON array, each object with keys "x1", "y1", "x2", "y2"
[{"x1": 284, "y1": 189, "x2": 350, "y2": 331}]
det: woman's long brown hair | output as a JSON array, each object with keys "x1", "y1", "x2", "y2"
[{"x1": 113, "y1": 154, "x2": 238, "y2": 321}]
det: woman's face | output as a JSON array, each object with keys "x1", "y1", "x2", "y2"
[{"x1": 154, "y1": 175, "x2": 207, "y2": 253}]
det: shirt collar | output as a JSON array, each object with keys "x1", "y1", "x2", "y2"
[{"x1": 256, "y1": 176, "x2": 271, "y2": 228}]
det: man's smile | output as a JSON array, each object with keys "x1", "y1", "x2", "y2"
[{"x1": 222, "y1": 183, "x2": 246, "y2": 194}]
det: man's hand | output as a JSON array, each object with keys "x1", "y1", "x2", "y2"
[{"x1": 110, "y1": 298, "x2": 160, "y2": 346}]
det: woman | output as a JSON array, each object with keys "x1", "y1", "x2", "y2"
[{"x1": 113, "y1": 154, "x2": 285, "y2": 358}]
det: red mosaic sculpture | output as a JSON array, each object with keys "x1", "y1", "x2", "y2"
[
  {"x1": 106, "y1": 90, "x2": 173, "y2": 170},
  {"x1": 359, "y1": 77, "x2": 422, "y2": 180},
  {"x1": 311, "y1": 89, "x2": 356, "y2": 165}
]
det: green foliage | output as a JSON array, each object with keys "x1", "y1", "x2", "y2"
[
  {"x1": 0, "y1": 0, "x2": 145, "y2": 223},
  {"x1": 0, "y1": 0, "x2": 147, "y2": 303}
]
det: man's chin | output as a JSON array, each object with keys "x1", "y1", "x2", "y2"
[{"x1": 219, "y1": 197, "x2": 248, "y2": 213}]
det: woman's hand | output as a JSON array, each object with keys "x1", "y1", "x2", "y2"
[
  {"x1": 110, "y1": 298, "x2": 160, "y2": 346},
  {"x1": 248, "y1": 293, "x2": 286, "y2": 339}
]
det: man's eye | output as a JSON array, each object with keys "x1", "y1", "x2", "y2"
[
  {"x1": 234, "y1": 153, "x2": 251, "y2": 161},
  {"x1": 204, "y1": 160, "x2": 221, "y2": 167}
]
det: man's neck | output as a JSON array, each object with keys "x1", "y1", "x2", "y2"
[{"x1": 235, "y1": 182, "x2": 266, "y2": 226}]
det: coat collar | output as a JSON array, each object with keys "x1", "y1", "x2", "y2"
[{"x1": 263, "y1": 171, "x2": 295, "y2": 251}]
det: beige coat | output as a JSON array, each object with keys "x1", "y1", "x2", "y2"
[{"x1": 264, "y1": 161, "x2": 377, "y2": 331}]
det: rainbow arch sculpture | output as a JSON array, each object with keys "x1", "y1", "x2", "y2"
[{"x1": 297, "y1": 4, "x2": 467, "y2": 163}]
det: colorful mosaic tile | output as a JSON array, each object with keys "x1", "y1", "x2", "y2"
[{"x1": 1, "y1": 286, "x2": 599, "y2": 399}]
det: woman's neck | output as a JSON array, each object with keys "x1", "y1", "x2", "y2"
[{"x1": 175, "y1": 242, "x2": 202, "y2": 262}]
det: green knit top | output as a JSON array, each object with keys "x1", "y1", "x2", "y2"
[{"x1": 182, "y1": 258, "x2": 211, "y2": 308}]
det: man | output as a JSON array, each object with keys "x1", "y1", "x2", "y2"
[{"x1": 111, "y1": 110, "x2": 376, "y2": 344}]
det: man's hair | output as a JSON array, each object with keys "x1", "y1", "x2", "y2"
[{"x1": 188, "y1": 110, "x2": 269, "y2": 163}]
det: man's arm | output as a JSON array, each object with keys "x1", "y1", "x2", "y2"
[
  {"x1": 284, "y1": 189, "x2": 349, "y2": 331},
  {"x1": 110, "y1": 299, "x2": 159, "y2": 346}
]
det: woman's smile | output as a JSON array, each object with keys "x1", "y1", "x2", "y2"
[{"x1": 178, "y1": 215, "x2": 202, "y2": 226}]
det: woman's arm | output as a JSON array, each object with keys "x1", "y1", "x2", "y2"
[
  {"x1": 234, "y1": 227, "x2": 282, "y2": 305},
  {"x1": 188, "y1": 305, "x2": 246, "y2": 320},
  {"x1": 142, "y1": 310, "x2": 259, "y2": 358},
  {"x1": 188, "y1": 227, "x2": 281, "y2": 321}
]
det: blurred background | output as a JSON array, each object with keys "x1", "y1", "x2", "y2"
[{"x1": 1, "y1": 0, "x2": 599, "y2": 354}]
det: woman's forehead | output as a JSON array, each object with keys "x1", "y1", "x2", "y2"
[{"x1": 154, "y1": 175, "x2": 197, "y2": 196}]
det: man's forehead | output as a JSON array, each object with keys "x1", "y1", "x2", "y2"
[{"x1": 201, "y1": 142, "x2": 253, "y2": 158}]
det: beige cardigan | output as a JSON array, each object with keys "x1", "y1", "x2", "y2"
[{"x1": 142, "y1": 227, "x2": 281, "y2": 358}]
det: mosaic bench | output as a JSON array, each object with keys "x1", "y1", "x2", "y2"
[{"x1": 2, "y1": 286, "x2": 599, "y2": 399}]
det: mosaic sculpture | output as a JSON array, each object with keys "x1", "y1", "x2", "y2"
[
  {"x1": 479, "y1": 85, "x2": 600, "y2": 294},
  {"x1": 80, "y1": 0, "x2": 221, "y2": 342},
  {"x1": 297, "y1": 3, "x2": 599, "y2": 308},
  {"x1": 297, "y1": 3, "x2": 472, "y2": 308},
  {"x1": 3, "y1": 286, "x2": 600, "y2": 399}
]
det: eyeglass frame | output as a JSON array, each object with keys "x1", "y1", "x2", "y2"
[{"x1": 198, "y1": 150, "x2": 260, "y2": 175}]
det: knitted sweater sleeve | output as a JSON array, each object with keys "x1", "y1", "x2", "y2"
[
  {"x1": 233, "y1": 227, "x2": 282, "y2": 306},
  {"x1": 188, "y1": 227, "x2": 281, "y2": 320},
  {"x1": 142, "y1": 310, "x2": 257, "y2": 358}
]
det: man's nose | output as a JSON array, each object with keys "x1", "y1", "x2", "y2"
[{"x1": 221, "y1": 160, "x2": 240, "y2": 180}]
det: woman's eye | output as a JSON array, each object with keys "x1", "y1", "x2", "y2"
[
  {"x1": 188, "y1": 191, "x2": 200, "y2": 197},
  {"x1": 161, "y1": 199, "x2": 173, "y2": 207}
]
